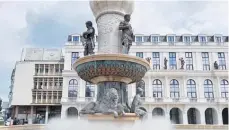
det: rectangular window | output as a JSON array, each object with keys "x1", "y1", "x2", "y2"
[
  {"x1": 143, "y1": 36, "x2": 149, "y2": 42},
  {"x1": 71, "y1": 52, "x2": 79, "y2": 69},
  {"x1": 136, "y1": 52, "x2": 143, "y2": 58},
  {"x1": 215, "y1": 36, "x2": 222, "y2": 43},
  {"x1": 202, "y1": 52, "x2": 210, "y2": 70},
  {"x1": 184, "y1": 36, "x2": 191, "y2": 44},
  {"x1": 151, "y1": 36, "x2": 159, "y2": 43},
  {"x1": 72, "y1": 36, "x2": 79, "y2": 42},
  {"x1": 167, "y1": 36, "x2": 175, "y2": 43},
  {"x1": 185, "y1": 52, "x2": 193, "y2": 70},
  {"x1": 218, "y1": 52, "x2": 226, "y2": 70},
  {"x1": 85, "y1": 82, "x2": 95, "y2": 97},
  {"x1": 169, "y1": 52, "x2": 176, "y2": 69},
  {"x1": 135, "y1": 36, "x2": 143, "y2": 43},
  {"x1": 199, "y1": 36, "x2": 207, "y2": 43},
  {"x1": 152, "y1": 52, "x2": 160, "y2": 70},
  {"x1": 67, "y1": 35, "x2": 72, "y2": 42}
]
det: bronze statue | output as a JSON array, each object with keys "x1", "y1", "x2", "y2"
[
  {"x1": 80, "y1": 88, "x2": 125, "y2": 118},
  {"x1": 145, "y1": 57, "x2": 151, "y2": 63},
  {"x1": 179, "y1": 58, "x2": 185, "y2": 69},
  {"x1": 164, "y1": 57, "x2": 168, "y2": 69},
  {"x1": 214, "y1": 61, "x2": 218, "y2": 70},
  {"x1": 119, "y1": 14, "x2": 134, "y2": 54},
  {"x1": 83, "y1": 21, "x2": 95, "y2": 56},
  {"x1": 130, "y1": 87, "x2": 147, "y2": 118}
]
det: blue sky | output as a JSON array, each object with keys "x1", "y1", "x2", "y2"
[{"x1": 0, "y1": 1, "x2": 228, "y2": 101}]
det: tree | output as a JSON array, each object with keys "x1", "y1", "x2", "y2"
[{"x1": 0, "y1": 98, "x2": 2, "y2": 112}]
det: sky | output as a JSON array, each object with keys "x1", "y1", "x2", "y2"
[{"x1": 0, "y1": 1, "x2": 228, "y2": 101}]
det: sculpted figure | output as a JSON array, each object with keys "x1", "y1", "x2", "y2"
[
  {"x1": 145, "y1": 57, "x2": 151, "y2": 64},
  {"x1": 119, "y1": 14, "x2": 134, "y2": 54},
  {"x1": 179, "y1": 58, "x2": 185, "y2": 69},
  {"x1": 82, "y1": 21, "x2": 95, "y2": 56},
  {"x1": 130, "y1": 87, "x2": 147, "y2": 118},
  {"x1": 214, "y1": 61, "x2": 218, "y2": 70},
  {"x1": 164, "y1": 57, "x2": 168, "y2": 69},
  {"x1": 80, "y1": 88, "x2": 125, "y2": 118}
]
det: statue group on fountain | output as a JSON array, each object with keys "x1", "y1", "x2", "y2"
[
  {"x1": 119, "y1": 14, "x2": 134, "y2": 54},
  {"x1": 82, "y1": 21, "x2": 95, "y2": 56},
  {"x1": 80, "y1": 85, "x2": 147, "y2": 119},
  {"x1": 83, "y1": 14, "x2": 134, "y2": 56},
  {"x1": 80, "y1": 14, "x2": 147, "y2": 118}
]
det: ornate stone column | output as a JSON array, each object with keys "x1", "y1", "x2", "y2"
[{"x1": 90, "y1": 1, "x2": 134, "y2": 54}]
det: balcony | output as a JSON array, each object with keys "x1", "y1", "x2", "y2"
[
  {"x1": 154, "y1": 98, "x2": 164, "y2": 102},
  {"x1": 60, "y1": 97, "x2": 227, "y2": 105},
  {"x1": 206, "y1": 98, "x2": 215, "y2": 103},
  {"x1": 61, "y1": 97, "x2": 96, "y2": 104},
  {"x1": 34, "y1": 72, "x2": 62, "y2": 76},
  {"x1": 32, "y1": 99, "x2": 61, "y2": 104},
  {"x1": 32, "y1": 86, "x2": 63, "y2": 91},
  {"x1": 189, "y1": 98, "x2": 198, "y2": 102}
]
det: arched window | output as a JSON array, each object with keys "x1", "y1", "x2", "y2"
[
  {"x1": 170, "y1": 79, "x2": 179, "y2": 98},
  {"x1": 204, "y1": 79, "x2": 214, "y2": 98},
  {"x1": 85, "y1": 82, "x2": 95, "y2": 97},
  {"x1": 187, "y1": 108, "x2": 201, "y2": 124},
  {"x1": 68, "y1": 79, "x2": 78, "y2": 97},
  {"x1": 152, "y1": 79, "x2": 162, "y2": 98},
  {"x1": 187, "y1": 79, "x2": 196, "y2": 98},
  {"x1": 221, "y1": 79, "x2": 228, "y2": 98}
]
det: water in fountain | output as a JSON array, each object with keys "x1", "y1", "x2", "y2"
[{"x1": 45, "y1": 117, "x2": 174, "y2": 130}]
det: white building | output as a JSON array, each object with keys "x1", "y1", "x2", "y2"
[{"x1": 9, "y1": 34, "x2": 228, "y2": 125}]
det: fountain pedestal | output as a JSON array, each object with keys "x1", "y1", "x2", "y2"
[
  {"x1": 74, "y1": 54, "x2": 150, "y2": 106},
  {"x1": 73, "y1": 0, "x2": 150, "y2": 119},
  {"x1": 81, "y1": 113, "x2": 139, "y2": 121}
]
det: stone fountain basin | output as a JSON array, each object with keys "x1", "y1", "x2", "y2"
[{"x1": 73, "y1": 54, "x2": 150, "y2": 84}]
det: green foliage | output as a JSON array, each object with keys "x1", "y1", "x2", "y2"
[
  {"x1": 0, "y1": 98, "x2": 2, "y2": 112},
  {"x1": 0, "y1": 121, "x2": 3, "y2": 126}
]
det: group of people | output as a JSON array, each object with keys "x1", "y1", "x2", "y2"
[{"x1": 4, "y1": 117, "x2": 27, "y2": 126}]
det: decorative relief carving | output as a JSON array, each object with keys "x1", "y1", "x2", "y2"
[{"x1": 76, "y1": 60, "x2": 148, "y2": 84}]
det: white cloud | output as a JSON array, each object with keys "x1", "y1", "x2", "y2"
[
  {"x1": 132, "y1": 1, "x2": 228, "y2": 35},
  {"x1": 0, "y1": 1, "x2": 227, "y2": 101}
]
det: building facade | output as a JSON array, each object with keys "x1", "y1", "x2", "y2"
[
  {"x1": 9, "y1": 34, "x2": 228, "y2": 125},
  {"x1": 9, "y1": 49, "x2": 64, "y2": 124}
]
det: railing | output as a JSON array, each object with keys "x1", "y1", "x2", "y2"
[
  {"x1": 32, "y1": 86, "x2": 62, "y2": 90},
  {"x1": 61, "y1": 97, "x2": 96, "y2": 103},
  {"x1": 34, "y1": 72, "x2": 62, "y2": 76},
  {"x1": 32, "y1": 99, "x2": 61, "y2": 104},
  {"x1": 60, "y1": 97, "x2": 228, "y2": 104}
]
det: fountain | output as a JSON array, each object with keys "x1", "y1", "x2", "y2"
[
  {"x1": 72, "y1": 0, "x2": 150, "y2": 121},
  {"x1": 73, "y1": 0, "x2": 150, "y2": 120}
]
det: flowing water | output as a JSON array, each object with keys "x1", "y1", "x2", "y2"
[{"x1": 45, "y1": 117, "x2": 174, "y2": 130}]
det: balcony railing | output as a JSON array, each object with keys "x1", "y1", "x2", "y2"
[
  {"x1": 60, "y1": 97, "x2": 227, "y2": 104},
  {"x1": 61, "y1": 97, "x2": 96, "y2": 103},
  {"x1": 34, "y1": 72, "x2": 62, "y2": 76},
  {"x1": 33, "y1": 86, "x2": 63, "y2": 90},
  {"x1": 32, "y1": 99, "x2": 61, "y2": 104}
]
